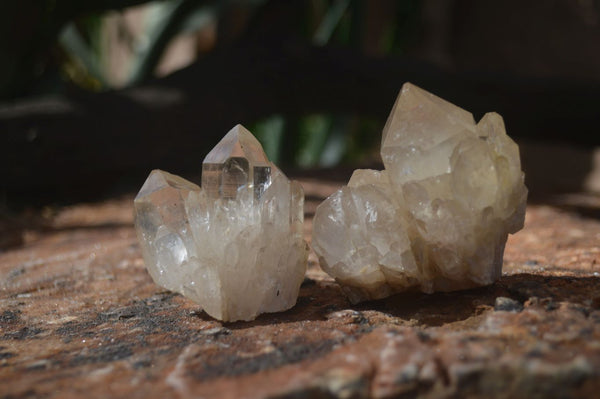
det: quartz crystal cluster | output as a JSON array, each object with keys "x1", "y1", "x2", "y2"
[
  {"x1": 312, "y1": 83, "x2": 527, "y2": 303},
  {"x1": 134, "y1": 125, "x2": 308, "y2": 321}
]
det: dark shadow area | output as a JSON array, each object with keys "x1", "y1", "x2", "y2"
[
  {"x1": 519, "y1": 141, "x2": 598, "y2": 203},
  {"x1": 1, "y1": 1, "x2": 600, "y2": 207},
  {"x1": 356, "y1": 285, "x2": 498, "y2": 327},
  {"x1": 225, "y1": 273, "x2": 600, "y2": 331},
  {"x1": 537, "y1": 193, "x2": 600, "y2": 220},
  {"x1": 0, "y1": 213, "x2": 134, "y2": 250},
  {"x1": 362, "y1": 274, "x2": 600, "y2": 327},
  {"x1": 2, "y1": 68, "x2": 598, "y2": 207},
  {"x1": 304, "y1": 194, "x2": 331, "y2": 203},
  {"x1": 225, "y1": 278, "x2": 350, "y2": 330},
  {"x1": 289, "y1": 164, "x2": 368, "y2": 184}
]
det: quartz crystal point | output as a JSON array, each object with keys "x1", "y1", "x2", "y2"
[
  {"x1": 134, "y1": 125, "x2": 308, "y2": 321},
  {"x1": 312, "y1": 83, "x2": 527, "y2": 303}
]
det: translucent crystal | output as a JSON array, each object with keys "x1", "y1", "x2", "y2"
[
  {"x1": 312, "y1": 83, "x2": 527, "y2": 303},
  {"x1": 134, "y1": 125, "x2": 308, "y2": 321},
  {"x1": 134, "y1": 170, "x2": 199, "y2": 291},
  {"x1": 202, "y1": 125, "x2": 271, "y2": 200}
]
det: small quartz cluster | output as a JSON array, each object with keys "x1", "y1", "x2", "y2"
[
  {"x1": 312, "y1": 83, "x2": 527, "y2": 303},
  {"x1": 134, "y1": 125, "x2": 308, "y2": 321}
]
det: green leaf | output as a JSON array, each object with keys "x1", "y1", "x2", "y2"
[
  {"x1": 319, "y1": 117, "x2": 348, "y2": 166},
  {"x1": 59, "y1": 22, "x2": 107, "y2": 87},
  {"x1": 296, "y1": 114, "x2": 332, "y2": 167},
  {"x1": 252, "y1": 114, "x2": 285, "y2": 164},
  {"x1": 128, "y1": 0, "x2": 215, "y2": 85},
  {"x1": 313, "y1": 0, "x2": 350, "y2": 45}
]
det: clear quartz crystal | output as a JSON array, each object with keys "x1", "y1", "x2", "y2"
[
  {"x1": 202, "y1": 125, "x2": 271, "y2": 200},
  {"x1": 134, "y1": 124, "x2": 308, "y2": 321},
  {"x1": 312, "y1": 83, "x2": 528, "y2": 303}
]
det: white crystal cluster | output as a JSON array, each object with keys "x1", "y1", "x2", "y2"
[
  {"x1": 134, "y1": 125, "x2": 308, "y2": 321},
  {"x1": 312, "y1": 83, "x2": 527, "y2": 303}
]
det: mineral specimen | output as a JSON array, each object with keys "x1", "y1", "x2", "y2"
[
  {"x1": 134, "y1": 125, "x2": 308, "y2": 321},
  {"x1": 311, "y1": 83, "x2": 527, "y2": 303}
]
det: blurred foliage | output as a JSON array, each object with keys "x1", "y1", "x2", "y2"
[{"x1": 0, "y1": 0, "x2": 421, "y2": 168}]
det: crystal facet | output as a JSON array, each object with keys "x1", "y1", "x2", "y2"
[
  {"x1": 311, "y1": 83, "x2": 527, "y2": 303},
  {"x1": 202, "y1": 125, "x2": 271, "y2": 200},
  {"x1": 134, "y1": 125, "x2": 308, "y2": 321}
]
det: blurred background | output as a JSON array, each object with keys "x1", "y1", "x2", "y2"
[{"x1": 1, "y1": 0, "x2": 600, "y2": 208}]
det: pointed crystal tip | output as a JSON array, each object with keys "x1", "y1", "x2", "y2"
[
  {"x1": 381, "y1": 82, "x2": 475, "y2": 149},
  {"x1": 201, "y1": 124, "x2": 272, "y2": 200},
  {"x1": 203, "y1": 124, "x2": 269, "y2": 167},
  {"x1": 135, "y1": 169, "x2": 200, "y2": 201}
]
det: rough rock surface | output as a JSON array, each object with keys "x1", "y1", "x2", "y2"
[
  {"x1": 1, "y1": 176, "x2": 600, "y2": 398},
  {"x1": 312, "y1": 83, "x2": 527, "y2": 302}
]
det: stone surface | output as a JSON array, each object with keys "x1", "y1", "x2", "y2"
[
  {"x1": 494, "y1": 296, "x2": 524, "y2": 312},
  {"x1": 312, "y1": 83, "x2": 528, "y2": 302},
  {"x1": 1, "y1": 177, "x2": 600, "y2": 398},
  {"x1": 133, "y1": 125, "x2": 307, "y2": 321}
]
